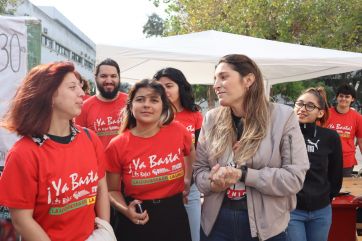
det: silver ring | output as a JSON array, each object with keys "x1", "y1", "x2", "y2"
[{"x1": 137, "y1": 220, "x2": 140, "y2": 225}]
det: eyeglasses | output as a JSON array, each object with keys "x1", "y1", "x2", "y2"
[{"x1": 294, "y1": 101, "x2": 321, "y2": 112}]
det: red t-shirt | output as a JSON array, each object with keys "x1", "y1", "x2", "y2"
[
  {"x1": 326, "y1": 107, "x2": 362, "y2": 168},
  {"x1": 174, "y1": 110, "x2": 203, "y2": 144},
  {"x1": 75, "y1": 93, "x2": 128, "y2": 147},
  {"x1": 0, "y1": 127, "x2": 106, "y2": 241},
  {"x1": 106, "y1": 122, "x2": 192, "y2": 200}
]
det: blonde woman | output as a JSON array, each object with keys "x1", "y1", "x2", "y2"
[{"x1": 194, "y1": 54, "x2": 309, "y2": 241}]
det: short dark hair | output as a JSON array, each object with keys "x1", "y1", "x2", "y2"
[
  {"x1": 336, "y1": 84, "x2": 356, "y2": 99},
  {"x1": 95, "y1": 58, "x2": 120, "y2": 77},
  {"x1": 1, "y1": 62, "x2": 75, "y2": 136},
  {"x1": 154, "y1": 67, "x2": 200, "y2": 112},
  {"x1": 120, "y1": 79, "x2": 174, "y2": 132}
]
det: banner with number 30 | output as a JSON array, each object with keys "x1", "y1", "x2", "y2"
[{"x1": 0, "y1": 16, "x2": 28, "y2": 166}]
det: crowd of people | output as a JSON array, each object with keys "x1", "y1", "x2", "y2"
[{"x1": 0, "y1": 54, "x2": 361, "y2": 241}]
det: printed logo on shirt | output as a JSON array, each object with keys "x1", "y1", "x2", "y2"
[
  {"x1": 185, "y1": 124, "x2": 195, "y2": 133},
  {"x1": 132, "y1": 169, "x2": 184, "y2": 185},
  {"x1": 49, "y1": 196, "x2": 96, "y2": 215},
  {"x1": 46, "y1": 170, "x2": 99, "y2": 215},
  {"x1": 226, "y1": 183, "x2": 246, "y2": 199},
  {"x1": 128, "y1": 148, "x2": 184, "y2": 185},
  {"x1": 93, "y1": 116, "x2": 121, "y2": 136},
  {"x1": 306, "y1": 139, "x2": 320, "y2": 153},
  {"x1": 185, "y1": 124, "x2": 196, "y2": 143},
  {"x1": 328, "y1": 123, "x2": 352, "y2": 138}
]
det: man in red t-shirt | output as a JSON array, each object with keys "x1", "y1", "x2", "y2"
[
  {"x1": 76, "y1": 58, "x2": 128, "y2": 148},
  {"x1": 326, "y1": 84, "x2": 362, "y2": 177}
]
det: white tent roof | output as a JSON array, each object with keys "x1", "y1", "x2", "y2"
[{"x1": 96, "y1": 30, "x2": 362, "y2": 86}]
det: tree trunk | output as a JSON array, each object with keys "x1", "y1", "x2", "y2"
[{"x1": 207, "y1": 85, "x2": 216, "y2": 110}]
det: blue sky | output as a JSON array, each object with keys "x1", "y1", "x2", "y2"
[{"x1": 30, "y1": 0, "x2": 165, "y2": 45}]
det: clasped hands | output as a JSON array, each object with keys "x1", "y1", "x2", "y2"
[{"x1": 209, "y1": 164, "x2": 242, "y2": 192}]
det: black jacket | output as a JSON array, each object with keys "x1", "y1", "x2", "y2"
[{"x1": 296, "y1": 123, "x2": 343, "y2": 211}]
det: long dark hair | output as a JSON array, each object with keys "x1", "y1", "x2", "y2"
[
  {"x1": 120, "y1": 79, "x2": 174, "y2": 133},
  {"x1": 1, "y1": 62, "x2": 75, "y2": 136},
  {"x1": 154, "y1": 67, "x2": 200, "y2": 112}
]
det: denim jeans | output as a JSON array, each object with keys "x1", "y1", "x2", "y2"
[
  {"x1": 200, "y1": 206, "x2": 288, "y2": 241},
  {"x1": 185, "y1": 183, "x2": 201, "y2": 241},
  {"x1": 287, "y1": 205, "x2": 332, "y2": 241}
]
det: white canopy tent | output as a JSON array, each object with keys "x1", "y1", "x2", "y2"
[{"x1": 96, "y1": 30, "x2": 362, "y2": 94}]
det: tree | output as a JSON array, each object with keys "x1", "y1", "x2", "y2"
[
  {"x1": 271, "y1": 79, "x2": 335, "y2": 105},
  {"x1": 143, "y1": 13, "x2": 165, "y2": 37},
  {"x1": 152, "y1": 0, "x2": 362, "y2": 52},
  {"x1": 147, "y1": 0, "x2": 362, "y2": 106},
  {"x1": 0, "y1": 0, "x2": 18, "y2": 15},
  {"x1": 193, "y1": 84, "x2": 217, "y2": 108}
]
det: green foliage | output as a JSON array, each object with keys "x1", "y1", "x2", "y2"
[
  {"x1": 271, "y1": 79, "x2": 335, "y2": 103},
  {"x1": 143, "y1": 13, "x2": 165, "y2": 37},
  {"x1": 147, "y1": 0, "x2": 362, "y2": 104},
  {"x1": 88, "y1": 80, "x2": 96, "y2": 96},
  {"x1": 154, "y1": 0, "x2": 362, "y2": 52},
  {"x1": 148, "y1": 0, "x2": 362, "y2": 53},
  {"x1": 271, "y1": 82, "x2": 305, "y2": 103},
  {"x1": 150, "y1": 0, "x2": 172, "y2": 8},
  {"x1": 193, "y1": 84, "x2": 208, "y2": 102},
  {"x1": 0, "y1": 0, "x2": 18, "y2": 15}
]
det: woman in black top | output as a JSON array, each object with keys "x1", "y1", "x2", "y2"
[{"x1": 287, "y1": 87, "x2": 343, "y2": 241}]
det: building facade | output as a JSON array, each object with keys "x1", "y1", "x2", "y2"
[{"x1": 14, "y1": 0, "x2": 96, "y2": 81}]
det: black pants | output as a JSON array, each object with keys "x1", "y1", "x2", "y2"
[{"x1": 114, "y1": 193, "x2": 192, "y2": 241}]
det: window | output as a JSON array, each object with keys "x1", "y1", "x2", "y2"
[
  {"x1": 55, "y1": 43, "x2": 70, "y2": 58},
  {"x1": 41, "y1": 35, "x2": 53, "y2": 49},
  {"x1": 84, "y1": 60, "x2": 94, "y2": 70},
  {"x1": 72, "y1": 52, "x2": 83, "y2": 64}
]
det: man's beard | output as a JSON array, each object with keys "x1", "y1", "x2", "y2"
[{"x1": 97, "y1": 82, "x2": 120, "y2": 100}]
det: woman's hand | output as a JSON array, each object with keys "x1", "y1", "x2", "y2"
[
  {"x1": 183, "y1": 179, "x2": 191, "y2": 204},
  {"x1": 209, "y1": 164, "x2": 242, "y2": 192},
  {"x1": 125, "y1": 200, "x2": 149, "y2": 225},
  {"x1": 222, "y1": 166, "x2": 242, "y2": 186}
]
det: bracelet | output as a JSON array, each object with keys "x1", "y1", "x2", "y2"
[{"x1": 239, "y1": 166, "x2": 248, "y2": 182}]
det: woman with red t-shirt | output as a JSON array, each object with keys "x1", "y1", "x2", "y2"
[
  {"x1": 106, "y1": 79, "x2": 195, "y2": 241},
  {"x1": 0, "y1": 62, "x2": 110, "y2": 241},
  {"x1": 154, "y1": 67, "x2": 203, "y2": 241}
]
